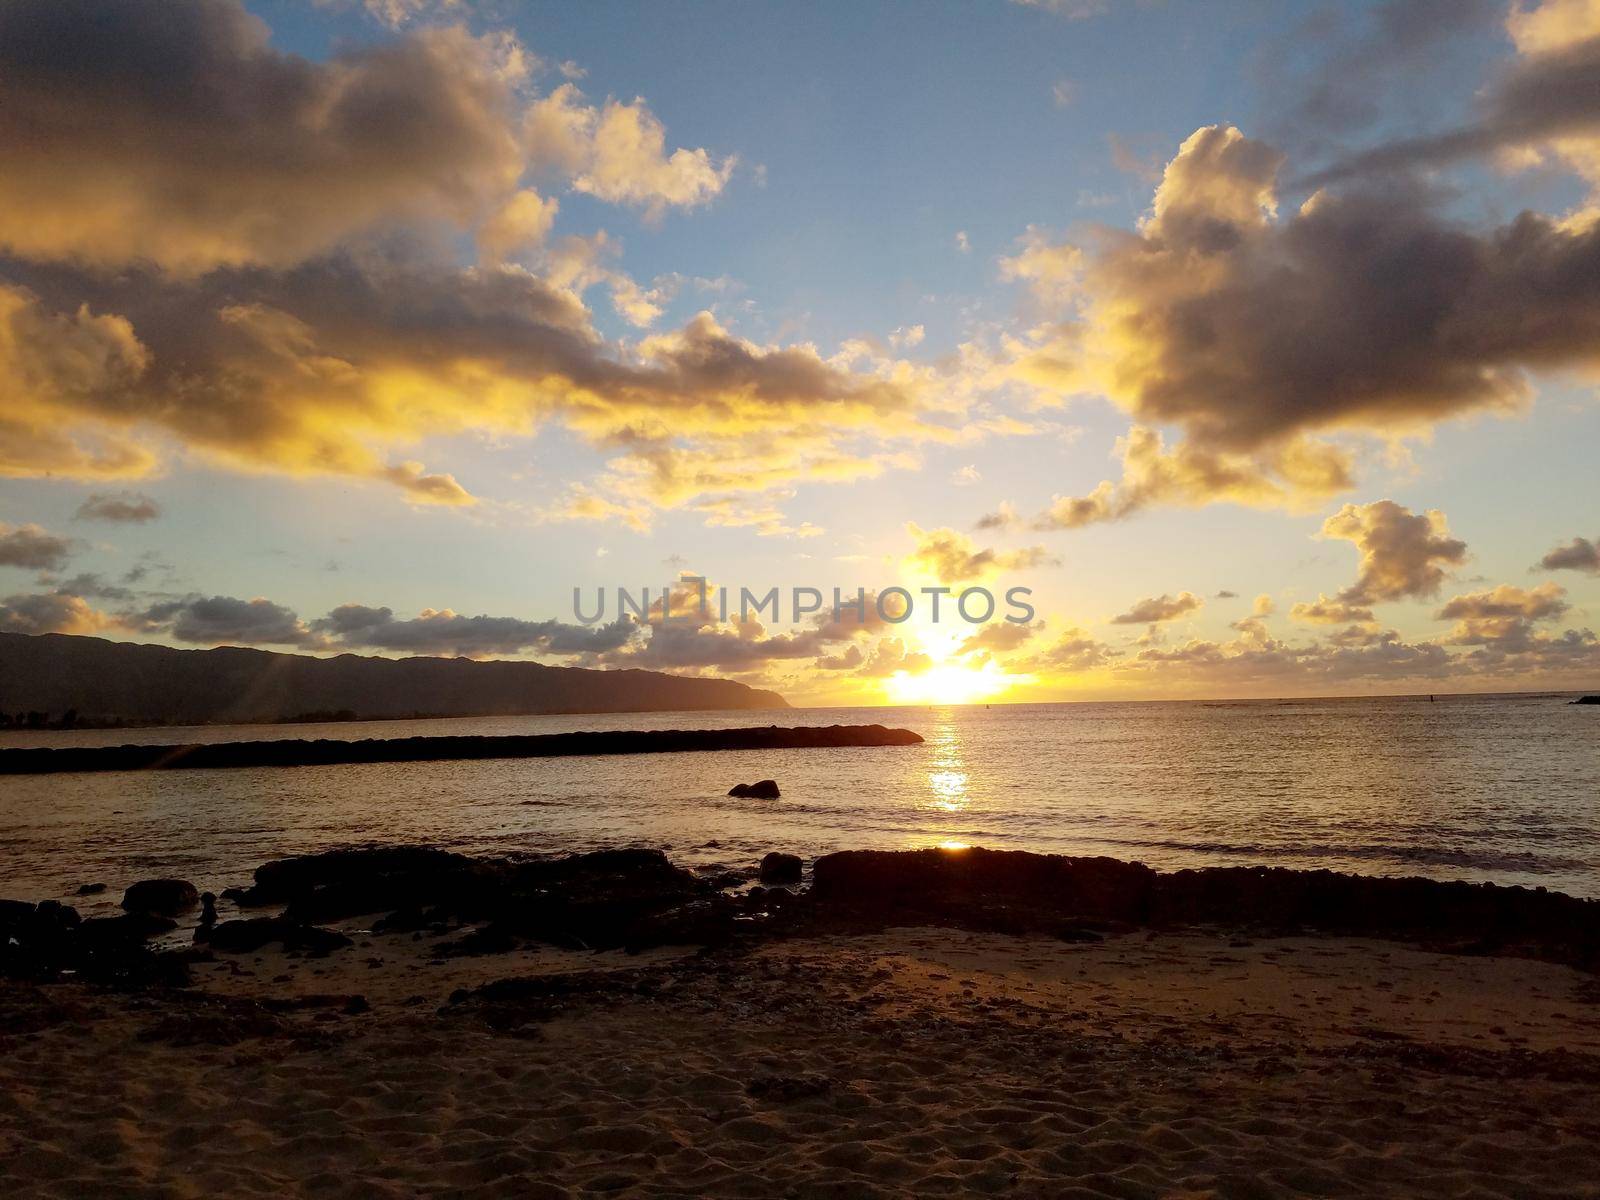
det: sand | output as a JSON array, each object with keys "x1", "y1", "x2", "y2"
[{"x1": 3, "y1": 923, "x2": 1599, "y2": 1198}]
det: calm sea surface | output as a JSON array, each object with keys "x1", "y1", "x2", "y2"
[{"x1": 2, "y1": 693, "x2": 1597, "y2": 910}]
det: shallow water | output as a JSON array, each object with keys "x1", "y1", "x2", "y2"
[{"x1": 2, "y1": 693, "x2": 1597, "y2": 908}]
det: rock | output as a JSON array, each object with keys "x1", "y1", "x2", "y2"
[
  {"x1": 811, "y1": 848, "x2": 1156, "y2": 925},
  {"x1": 74, "y1": 882, "x2": 106, "y2": 896},
  {"x1": 1572, "y1": 695, "x2": 1600, "y2": 705},
  {"x1": 79, "y1": 913, "x2": 177, "y2": 943},
  {"x1": 205, "y1": 917, "x2": 352, "y2": 956},
  {"x1": 728, "y1": 779, "x2": 780, "y2": 799},
  {"x1": 121, "y1": 878, "x2": 199, "y2": 916},
  {"x1": 758, "y1": 852, "x2": 803, "y2": 885}
]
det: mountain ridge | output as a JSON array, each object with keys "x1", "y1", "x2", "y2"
[{"x1": 0, "y1": 632, "x2": 789, "y2": 726}]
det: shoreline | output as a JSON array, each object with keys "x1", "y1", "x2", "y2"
[{"x1": 4, "y1": 844, "x2": 1599, "y2": 1196}]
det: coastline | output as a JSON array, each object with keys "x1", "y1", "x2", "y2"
[{"x1": 5, "y1": 845, "x2": 1600, "y2": 1196}]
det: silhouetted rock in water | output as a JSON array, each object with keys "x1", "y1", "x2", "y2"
[
  {"x1": 759, "y1": 853, "x2": 803, "y2": 885},
  {"x1": 1572, "y1": 695, "x2": 1600, "y2": 705},
  {"x1": 806, "y1": 848, "x2": 1600, "y2": 972},
  {"x1": 121, "y1": 878, "x2": 199, "y2": 916},
  {"x1": 729, "y1": 779, "x2": 781, "y2": 799},
  {"x1": 203, "y1": 918, "x2": 352, "y2": 956},
  {"x1": 0, "y1": 724, "x2": 922, "y2": 775},
  {"x1": 74, "y1": 882, "x2": 106, "y2": 896}
]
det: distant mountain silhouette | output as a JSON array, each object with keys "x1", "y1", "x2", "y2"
[{"x1": 0, "y1": 632, "x2": 788, "y2": 727}]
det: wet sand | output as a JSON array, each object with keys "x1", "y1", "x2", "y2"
[{"x1": 4, "y1": 920, "x2": 1600, "y2": 1197}]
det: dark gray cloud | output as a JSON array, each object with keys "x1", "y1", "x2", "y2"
[
  {"x1": 0, "y1": 523, "x2": 74, "y2": 570},
  {"x1": 139, "y1": 594, "x2": 320, "y2": 646},
  {"x1": 1537, "y1": 534, "x2": 1600, "y2": 574},
  {"x1": 313, "y1": 604, "x2": 636, "y2": 657},
  {"x1": 1260, "y1": 0, "x2": 1501, "y2": 157},
  {"x1": 0, "y1": 0, "x2": 533, "y2": 272},
  {"x1": 74, "y1": 492, "x2": 162, "y2": 523},
  {"x1": 1300, "y1": 17, "x2": 1600, "y2": 188},
  {"x1": 1110, "y1": 591, "x2": 1201, "y2": 625}
]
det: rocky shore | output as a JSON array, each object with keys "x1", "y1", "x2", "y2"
[{"x1": 4, "y1": 845, "x2": 1600, "y2": 1196}]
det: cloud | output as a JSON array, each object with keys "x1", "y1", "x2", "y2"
[
  {"x1": 1263, "y1": 0, "x2": 1501, "y2": 155},
  {"x1": 1321, "y1": 500, "x2": 1467, "y2": 604},
  {"x1": 0, "y1": 2, "x2": 731, "y2": 274},
  {"x1": 1433, "y1": 582, "x2": 1595, "y2": 663},
  {"x1": 1435, "y1": 582, "x2": 1571, "y2": 647},
  {"x1": 526, "y1": 84, "x2": 735, "y2": 219},
  {"x1": 1010, "y1": 0, "x2": 1112, "y2": 18},
  {"x1": 1436, "y1": 582, "x2": 1569, "y2": 622},
  {"x1": 0, "y1": 2, "x2": 861, "y2": 514},
  {"x1": 958, "y1": 620, "x2": 1041, "y2": 656},
  {"x1": 0, "y1": 589, "x2": 112, "y2": 635},
  {"x1": 1215, "y1": 589, "x2": 1238, "y2": 599},
  {"x1": 1, "y1": 251, "x2": 935, "y2": 510},
  {"x1": 0, "y1": 283, "x2": 156, "y2": 481},
  {"x1": 1014, "y1": 626, "x2": 1116, "y2": 673},
  {"x1": 313, "y1": 604, "x2": 635, "y2": 656},
  {"x1": 995, "y1": 120, "x2": 1600, "y2": 522},
  {"x1": 1290, "y1": 594, "x2": 1377, "y2": 625},
  {"x1": 1051, "y1": 79, "x2": 1078, "y2": 108},
  {"x1": 1251, "y1": 593, "x2": 1275, "y2": 617},
  {"x1": 904, "y1": 523, "x2": 1058, "y2": 583},
  {"x1": 477, "y1": 189, "x2": 560, "y2": 265},
  {"x1": 992, "y1": 426, "x2": 1353, "y2": 532},
  {"x1": 319, "y1": 0, "x2": 469, "y2": 30},
  {"x1": 1110, "y1": 591, "x2": 1202, "y2": 625},
  {"x1": 1537, "y1": 534, "x2": 1600, "y2": 574},
  {"x1": 138, "y1": 595, "x2": 321, "y2": 646},
  {"x1": 0, "y1": 522, "x2": 74, "y2": 571},
  {"x1": 73, "y1": 492, "x2": 162, "y2": 524},
  {"x1": 1301, "y1": 0, "x2": 1600, "y2": 195}
]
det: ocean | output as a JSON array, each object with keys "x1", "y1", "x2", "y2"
[{"x1": 2, "y1": 692, "x2": 1597, "y2": 908}]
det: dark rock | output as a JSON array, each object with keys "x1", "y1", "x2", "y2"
[
  {"x1": 811, "y1": 848, "x2": 1155, "y2": 925},
  {"x1": 1, "y1": 897, "x2": 188, "y2": 988},
  {"x1": 74, "y1": 882, "x2": 107, "y2": 896},
  {"x1": 1572, "y1": 695, "x2": 1600, "y2": 705},
  {"x1": 121, "y1": 878, "x2": 199, "y2": 916},
  {"x1": 434, "y1": 925, "x2": 518, "y2": 957},
  {"x1": 808, "y1": 847, "x2": 1600, "y2": 973},
  {"x1": 728, "y1": 779, "x2": 780, "y2": 799},
  {"x1": 79, "y1": 913, "x2": 177, "y2": 943},
  {"x1": 758, "y1": 852, "x2": 803, "y2": 885},
  {"x1": 205, "y1": 917, "x2": 352, "y2": 956}
]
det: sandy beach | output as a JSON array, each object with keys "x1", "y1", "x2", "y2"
[{"x1": 5, "y1": 848, "x2": 1600, "y2": 1198}]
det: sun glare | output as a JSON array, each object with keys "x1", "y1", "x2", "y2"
[{"x1": 884, "y1": 661, "x2": 1011, "y2": 705}]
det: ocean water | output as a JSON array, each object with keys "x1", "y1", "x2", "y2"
[{"x1": 1, "y1": 693, "x2": 1597, "y2": 910}]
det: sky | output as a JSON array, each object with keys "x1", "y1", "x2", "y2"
[{"x1": 1, "y1": 0, "x2": 1598, "y2": 705}]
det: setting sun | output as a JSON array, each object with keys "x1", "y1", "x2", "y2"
[{"x1": 884, "y1": 661, "x2": 1013, "y2": 705}]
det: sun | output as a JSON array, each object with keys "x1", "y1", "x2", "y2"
[{"x1": 884, "y1": 661, "x2": 1011, "y2": 705}]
